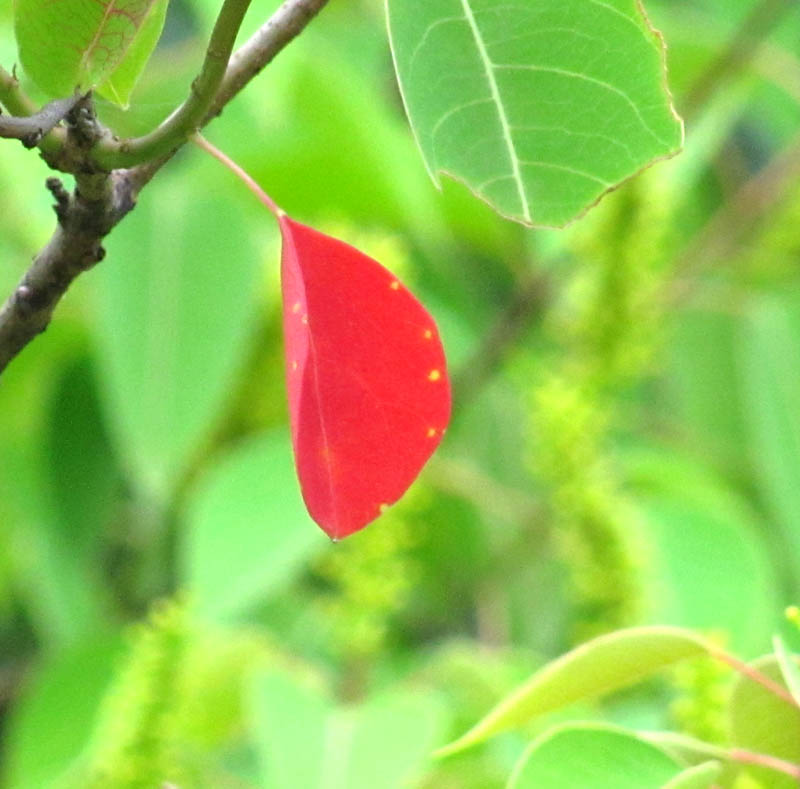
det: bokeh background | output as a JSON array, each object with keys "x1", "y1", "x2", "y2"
[{"x1": 0, "y1": 0, "x2": 800, "y2": 785}]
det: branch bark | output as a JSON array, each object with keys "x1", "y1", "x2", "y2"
[
  {"x1": 0, "y1": 66, "x2": 66, "y2": 160},
  {"x1": 0, "y1": 0, "x2": 331, "y2": 375},
  {"x1": 90, "y1": 0, "x2": 255, "y2": 170},
  {"x1": 0, "y1": 94, "x2": 80, "y2": 147},
  {"x1": 0, "y1": 172, "x2": 135, "y2": 371}
]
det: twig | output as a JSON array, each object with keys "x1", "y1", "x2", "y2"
[
  {"x1": 709, "y1": 644, "x2": 799, "y2": 708},
  {"x1": 0, "y1": 166, "x2": 136, "y2": 372},
  {"x1": 0, "y1": 0, "x2": 331, "y2": 373},
  {"x1": 452, "y1": 270, "x2": 549, "y2": 405},
  {"x1": 211, "y1": 0, "x2": 331, "y2": 116},
  {"x1": 681, "y1": 0, "x2": 796, "y2": 123},
  {"x1": 669, "y1": 131, "x2": 800, "y2": 302},
  {"x1": 0, "y1": 94, "x2": 80, "y2": 147},
  {"x1": 730, "y1": 749, "x2": 800, "y2": 779},
  {"x1": 90, "y1": 0, "x2": 254, "y2": 169},
  {"x1": 126, "y1": 0, "x2": 332, "y2": 193},
  {"x1": 0, "y1": 66, "x2": 66, "y2": 159}
]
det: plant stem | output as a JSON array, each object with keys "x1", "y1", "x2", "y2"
[
  {"x1": 708, "y1": 644, "x2": 799, "y2": 707},
  {"x1": 0, "y1": 95, "x2": 80, "y2": 146},
  {"x1": 191, "y1": 133, "x2": 283, "y2": 218},
  {"x1": 125, "y1": 0, "x2": 332, "y2": 195},
  {"x1": 209, "y1": 0, "x2": 331, "y2": 118},
  {"x1": 90, "y1": 0, "x2": 254, "y2": 169},
  {"x1": 730, "y1": 748, "x2": 800, "y2": 779},
  {"x1": 0, "y1": 0, "x2": 329, "y2": 374},
  {"x1": 0, "y1": 66, "x2": 37, "y2": 116},
  {"x1": 0, "y1": 66, "x2": 66, "y2": 158}
]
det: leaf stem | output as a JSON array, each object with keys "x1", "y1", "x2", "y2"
[
  {"x1": 0, "y1": 66, "x2": 66, "y2": 158},
  {"x1": 191, "y1": 133, "x2": 283, "y2": 218},
  {"x1": 730, "y1": 748, "x2": 800, "y2": 779},
  {"x1": 707, "y1": 644, "x2": 799, "y2": 707},
  {"x1": 90, "y1": 0, "x2": 254, "y2": 169}
]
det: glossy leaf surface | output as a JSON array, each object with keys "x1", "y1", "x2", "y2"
[
  {"x1": 509, "y1": 724, "x2": 682, "y2": 789},
  {"x1": 14, "y1": 0, "x2": 168, "y2": 103},
  {"x1": 387, "y1": 0, "x2": 683, "y2": 227},
  {"x1": 438, "y1": 626, "x2": 709, "y2": 755},
  {"x1": 280, "y1": 217, "x2": 451, "y2": 538}
]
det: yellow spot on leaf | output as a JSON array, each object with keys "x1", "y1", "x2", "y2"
[{"x1": 428, "y1": 369, "x2": 441, "y2": 382}]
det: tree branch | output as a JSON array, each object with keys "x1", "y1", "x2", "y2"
[
  {"x1": 0, "y1": 94, "x2": 80, "y2": 147},
  {"x1": 452, "y1": 270, "x2": 549, "y2": 406},
  {"x1": 0, "y1": 66, "x2": 67, "y2": 160},
  {"x1": 212, "y1": 0, "x2": 331, "y2": 116},
  {"x1": 0, "y1": 0, "x2": 331, "y2": 374},
  {"x1": 681, "y1": 0, "x2": 796, "y2": 123},
  {"x1": 90, "y1": 0, "x2": 255, "y2": 169},
  {"x1": 0, "y1": 97, "x2": 138, "y2": 372},
  {"x1": 125, "y1": 0, "x2": 332, "y2": 194}
]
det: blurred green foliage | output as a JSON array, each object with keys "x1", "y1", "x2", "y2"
[{"x1": 1, "y1": 0, "x2": 800, "y2": 786}]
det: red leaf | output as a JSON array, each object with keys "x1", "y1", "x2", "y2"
[{"x1": 280, "y1": 216, "x2": 451, "y2": 539}]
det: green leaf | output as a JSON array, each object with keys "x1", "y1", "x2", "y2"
[
  {"x1": 773, "y1": 635, "x2": 800, "y2": 706},
  {"x1": 661, "y1": 761, "x2": 723, "y2": 789},
  {"x1": 507, "y1": 724, "x2": 682, "y2": 789},
  {"x1": 0, "y1": 438, "x2": 108, "y2": 648},
  {"x1": 92, "y1": 158, "x2": 266, "y2": 502},
  {"x1": 4, "y1": 638, "x2": 123, "y2": 788},
  {"x1": 97, "y1": 0, "x2": 169, "y2": 106},
  {"x1": 437, "y1": 626, "x2": 709, "y2": 756},
  {"x1": 639, "y1": 493, "x2": 778, "y2": 658},
  {"x1": 14, "y1": 0, "x2": 168, "y2": 103},
  {"x1": 638, "y1": 732, "x2": 727, "y2": 766},
  {"x1": 182, "y1": 431, "x2": 322, "y2": 623},
  {"x1": 332, "y1": 694, "x2": 445, "y2": 789},
  {"x1": 387, "y1": 0, "x2": 683, "y2": 227},
  {"x1": 249, "y1": 669, "x2": 445, "y2": 789},
  {"x1": 250, "y1": 669, "x2": 330, "y2": 789},
  {"x1": 623, "y1": 447, "x2": 779, "y2": 656},
  {"x1": 728, "y1": 656, "x2": 800, "y2": 789}
]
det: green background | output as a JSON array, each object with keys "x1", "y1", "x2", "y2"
[{"x1": 1, "y1": 0, "x2": 800, "y2": 785}]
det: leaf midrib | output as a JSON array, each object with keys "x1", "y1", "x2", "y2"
[{"x1": 458, "y1": 0, "x2": 531, "y2": 223}]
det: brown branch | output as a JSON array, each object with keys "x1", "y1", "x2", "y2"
[
  {"x1": 0, "y1": 0, "x2": 331, "y2": 375},
  {"x1": 681, "y1": 0, "x2": 796, "y2": 123},
  {"x1": 452, "y1": 270, "x2": 549, "y2": 406},
  {"x1": 669, "y1": 131, "x2": 800, "y2": 302},
  {"x1": 0, "y1": 169, "x2": 136, "y2": 371},
  {"x1": 0, "y1": 95, "x2": 80, "y2": 147}
]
